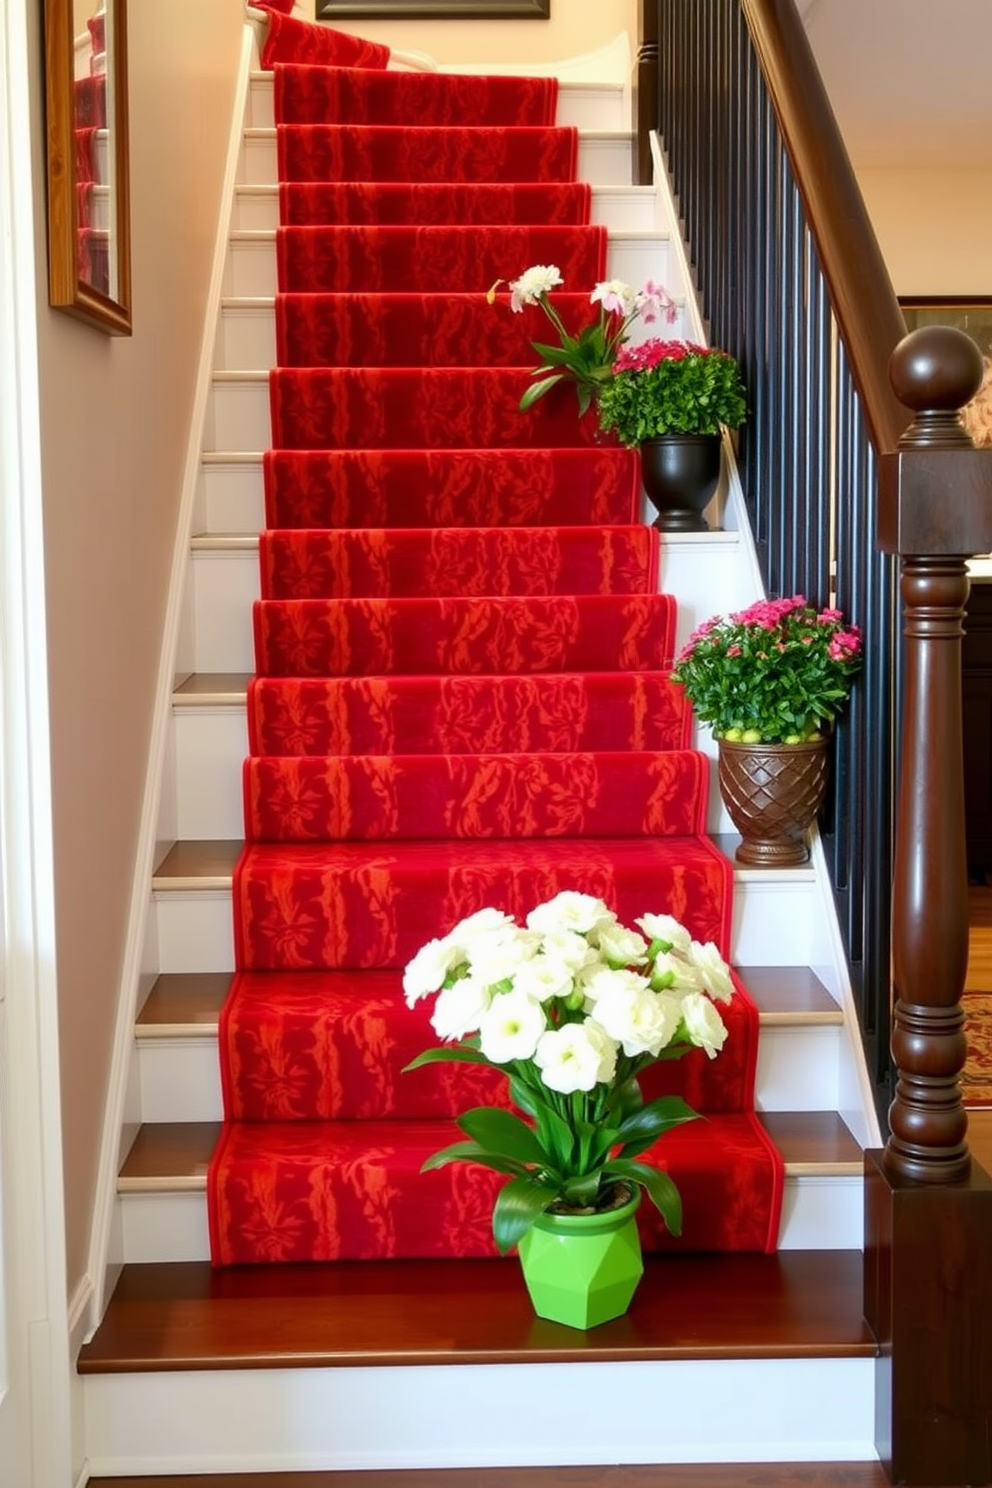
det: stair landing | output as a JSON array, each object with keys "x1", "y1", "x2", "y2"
[{"x1": 80, "y1": 1249, "x2": 875, "y2": 1371}]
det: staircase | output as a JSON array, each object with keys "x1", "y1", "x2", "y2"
[{"x1": 77, "y1": 22, "x2": 883, "y2": 1477}]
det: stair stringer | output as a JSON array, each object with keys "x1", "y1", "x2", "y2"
[{"x1": 79, "y1": 22, "x2": 259, "y2": 1333}]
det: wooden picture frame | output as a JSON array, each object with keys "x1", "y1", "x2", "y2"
[
  {"x1": 900, "y1": 298, "x2": 992, "y2": 356},
  {"x1": 900, "y1": 299, "x2": 992, "y2": 454},
  {"x1": 43, "y1": 0, "x2": 132, "y2": 335},
  {"x1": 318, "y1": 0, "x2": 549, "y2": 18}
]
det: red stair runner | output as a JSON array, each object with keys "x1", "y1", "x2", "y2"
[{"x1": 206, "y1": 45, "x2": 784, "y2": 1266}]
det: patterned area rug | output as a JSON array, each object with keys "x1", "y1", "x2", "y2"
[{"x1": 963, "y1": 992, "x2": 992, "y2": 1107}]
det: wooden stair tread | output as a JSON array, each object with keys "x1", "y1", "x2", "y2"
[
  {"x1": 118, "y1": 1112, "x2": 862, "y2": 1189},
  {"x1": 173, "y1": 672, "x2": 252, "y2": 702},
  {"x1": 152, "y1": 837, "x2": 823, "y2": 887},
  {"x1": 85, "y1": 1469, "x2": 894, "y2": 1488},
  {"x1": 85, "y1": 1469, "x2": 895, "y2": 1488},
  {"x1": 153, "y1": 838, "x2": 241, "y2": 883},
  {"x1": 77, "y1": 1248, "x2": 877, "y2": 1373},
  {"x1": 135, "y1": 966, "x2": 840, "y2": 1037}
]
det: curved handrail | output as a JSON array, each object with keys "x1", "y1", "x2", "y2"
[
  {"x1": 244, "y1": 5, "x2": 438, "y2": 72},
  {"x1": 742, "y1": 0, "x2": 908, "y2": 453}
]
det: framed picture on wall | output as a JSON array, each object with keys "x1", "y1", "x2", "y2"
[
  {"x1": 318, "y1": 0, "x2": 549, "y2": 15},
  {"x1": 900, "y1": 298, "x2": 992, "y2": 449},
  {"x1": 900, "y1": 298, "x2": 992, "y2": 355}
]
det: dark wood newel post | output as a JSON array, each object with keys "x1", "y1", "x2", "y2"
[
  {"x1": 633, "y1": 0, "x2": 658, "y2": 186},
  {"x1": 887, "y1": 569, "x2": 971, "y2": 1182},
  {"x1": 865, "y1": 326, "x2": 992, "y2": 1486}
]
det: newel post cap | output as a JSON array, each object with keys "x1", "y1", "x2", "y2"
[
  {"x1": 878, "y1": 327, "x2": 992, "y2": 555},
  {"x1": 889, "y1": 326, "x2": 983, "y2": 449}
]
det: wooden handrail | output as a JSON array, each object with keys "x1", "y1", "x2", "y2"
[
  {"x1": 641, "y1": 8, "x2": 992, "y2": 1476},
  {"x1": 742, "y1": 0, "x2": 908, "y2": 454}
]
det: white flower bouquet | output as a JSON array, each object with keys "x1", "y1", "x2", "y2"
[{"x1": 403, "y1": 891, "x2": 735, "y2": 1253}]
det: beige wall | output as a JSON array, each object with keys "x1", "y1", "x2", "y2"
[
  {"x1": 856, "y1": 169, "x2": 992, "y2": 298},
  {"x1": 33, "y1": 0, "x2": 244, "y2": 1291},
  {"x1": 294, "y1": 0, "x2": 637, "y2": 66}
]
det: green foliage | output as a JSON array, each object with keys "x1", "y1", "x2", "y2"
[
  {"x1": 415, "y1": 1057, "x2": 699, "y2": 1254},
  {"x1": 670, "y1": 595, "x2": 863, "y2": 744},
  {"x1": 597, "y1": 339, "x2": 748, "y2": 447}
]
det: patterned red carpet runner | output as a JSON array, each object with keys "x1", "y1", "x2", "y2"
[{"x1": 206, "y1": 35, "x2": 785, "y2": 1265}]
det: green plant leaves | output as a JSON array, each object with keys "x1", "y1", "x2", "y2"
[
  {"x1": 420, "y1": 1140, "x2": 528, "y2": 1178},
  {"x1": 519, "y1": 373, "x2": 565, "y2": 411},
  {"x1": 605, "y1": 1157, "x2": 684, "y2": 1236},
  {"x1": 597, "y1": 347, "x2": 747, "y2": 446},
  {"x1": 402, "y1": 1045, "x2": 490, "y2": 1072},
  {"x1": 669, "y1": 598, "x2": 862, "y2": 743},
  {"x1": 614, "y1": 1095, "x2": 700, "y2": 1158},
  {"x1": 492, "y1": 1174, "x2": 559, "y2": 1254},
  {"x1": 456, "y1": 1106, "x2": 549, "y2": 1166}
]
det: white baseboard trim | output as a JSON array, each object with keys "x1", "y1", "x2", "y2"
[{"x1": 83, "y1": 1356, "x2": 878, "y2": 1474}]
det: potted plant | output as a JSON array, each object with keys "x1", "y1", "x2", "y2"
[
  {"x1": 488, "y1": 263, "x2": 678, "y2": 417},
  {"x1": 670, "y1": 595, "x2": 863, "y2": 865},
  {"x1": 596, "y1": 338, "x2": 748, "y2": 532},
  {"x1": 403, "y1": 891, "x2": 735, "y2": 1329}
]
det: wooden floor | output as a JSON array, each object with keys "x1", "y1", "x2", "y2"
[
  {"x1": 87, "y1": 1466, "x2": 898, "y2": 1487},
  {"x1": 968, "y1": 883, "x2": 992, "y2": 989}
]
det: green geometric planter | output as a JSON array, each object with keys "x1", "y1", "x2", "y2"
[{"x1": 517, "y1": 1190, "x2": 644, "y2": 1330}]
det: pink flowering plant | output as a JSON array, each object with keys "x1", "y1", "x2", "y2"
[
  {"x1": 670, "y1": 595, "x2": 863, "y2": 744},
  {"x1": 488, "y1": 263, "x2": 678, "y2": 417},
  {"x1": 597, "y1": 338, "x2": 748, "y2": 446},
  {"x1": 403, "y1": 892, "x2": 736, "y2": 1253}
]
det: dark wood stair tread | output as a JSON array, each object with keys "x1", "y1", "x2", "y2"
[
  {"x1": 138, "y1": 972, "x2": 231, "y2": 1030},
  {"x1": 153, "y1": 838, "x2": 820, "y2": 885},
  {"x1": 136, "y1": 965, "x2": 840, "y2": 1035},
  {"x1": 118, "y1": 1112, "x2": 862, "y2": 1187},
  {"x1": 86, "y1": 1468, "x2": 894, "y2": 1488},
  {"x1": 77, "y1": 1248, "x2": 876, "y2": 1373}
]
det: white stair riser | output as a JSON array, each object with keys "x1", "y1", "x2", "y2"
[
  {"x1": 731, "y1": 876, "x2": 828, "y2": 967},
  {"x1": 136, "y1": 1021, "x2": 844, "y2": 1126},
  {"x1": 190, "y1": 549, "x2": 257, "y2": 673},
  {"x1": 199, "y1": 460, "x2": 265, "y2": 533},
  {"x1": 170, "y1": 699, "x2": 737, "y2": 839},
  {"x1": 174, "y1": 707, "x2": 248, "y2": 840},
  {"x1": 215, "y1": 304, "x2": 277, "y2": 372},
  {"x1": 83, "y1": 1354, "x2": 875, "y2": 1474},
  {"x1": 221, "y1": 232, "x2": 671, "y2": 303},
  {"x1": 203, "y1": 380, "x2": 270, "y2": 456},
  {"x1": 231, "y1": 183, "x2": 658, "y2": 234},
  {"x1": 155, "y1": 891, "x2": 235, "y2": 974},
  {"x1": 117, "y1": 1171, "x2": 862, "y2": 1265},
  {"x1": 120, "y1": 1190, "x2": 209, "y2": 1267},
  {"x1": 246, "y1": 75, "x2": 629, "y2": 132},
  {"x1": 754, "y1": 1025, "x2": 840, "y2": 1111},
  {"x1": 240, "y1": 132, "x2": 635, "y2": 188},
  {"x1": 152, "y1": 875, "x2": 823, "y2": 976}
]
